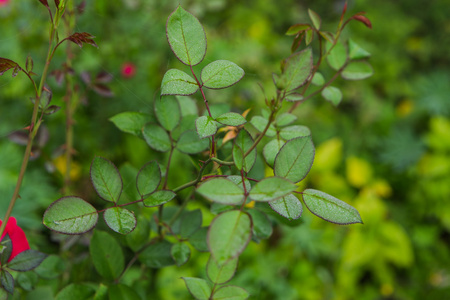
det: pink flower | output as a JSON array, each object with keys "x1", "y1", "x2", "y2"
[
  {"x1": 0, "y1": 217, "x2": 30, "y2": 262},
  {"x1": 0, "y1": 0, "x2": 10, "y2": 7},
  {"x1": 121, "y1": 62, "x2": 136, "y2": 78}
]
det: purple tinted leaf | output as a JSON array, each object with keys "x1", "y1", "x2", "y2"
[
  {"x1": 44, "y1": 105, "x2": 61, "y2": 115},
  {"x1": 80, "y1": 71, "x2": 91, "y2": 84},
  {"x1": 0, "y1": 58, "x2": 19, "y2": 76},
  {"x1": 67, "y1": 32, "x2": 98, "y2": 48},
  {"x1": 92, "y1": 83, "x2": 114, "y2": 97},
  {"x1": 12, "y1": 65, "x2": 20, "y2": 77},
  {"x1": 38, "y1": 0, "x2": 49, "y2": 8},
  {"x1": 349, "y1": 13, "x2": 372, "y2": 29},
  {"x1": 77, "y1": 1, "x2": 86, "y2": 14},
  {"x1": 25, "y1": 56, "x2": 34, "y2": 73},
  {"x1": 291, "y1": 32, "x2": 304, "y2": 53},
  {"x1": 41, "y1": 86, "x2": 53, "y2": 107},
  {"x1": 95, "y1": 71, "x2": 113, "y2": 83},
  {"x1": 285, "y1": 23, "x2": 310, "y2": 36},
  {"x1": 54, "y1": 0, "x2": 60, "y2": 7},
  {"x1": 8, "y1": 131, "x2": 28, "y2": 146},
  {"x1": 50, "y1": 69, "x2": 64, "y2": 85}
]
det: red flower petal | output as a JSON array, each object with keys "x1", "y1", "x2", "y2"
[{"x1": 0, "y1": 217, "x2": 30, "y2": 262}]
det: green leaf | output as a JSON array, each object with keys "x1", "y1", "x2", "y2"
[
  {"x1": 177, "y1": 95, "x2": 198, "y2": 116},
  {"x1": 305, "y1": 29, "x2": 314, "y2": 45},
  {"x1": 263, "y1": 139, "x2": 285, "y2": 168},
  {"x1": 269, "y1": 194, "x2": 303, "y2": 220},
  {"x1": 311, "y1": 72, "x2": 325, "y2": 86},
  {"x1": 104, "y1": 207, "x2": 136, "y2": 235},
  {"x1": 139, "y1": 240, "x2": 174, "y2": 268},
  {"x1": 155, "y1": 96, "x2": 181, "y2": 131},
  {"x1": 8, "y1": 250, "x2": 47, "y2": 271},
  {"x1": 0, "y1": 270, "x2": 13, "y2": 294},
  {"x1": 142, "y1": 123, "x2": 172, "y2": 152},
  {"x1": 16, "y1": 272, "x2": 38, "y2": 292},
  {"x1": 90, "y1": 230, "x2": 124, "y2": 280},
  {"x1": 249, "y1": 177, "x2": 297, "y2": 202},
  {"x1": 216, "y1": 112, "x2": 247, "y2": 127},
  {"x1": 34, "y1": 255, "x2": 65, "y2": 279},
  {"x1": 279, "y1": 47, "x2": 313, "y2": 91},
  {"x1": 161, "y1": 69, "x2": 199, "y2": 96},
  {"x1": 0, "y1": 235, "x2": 12, "y2": 265},
  {"x1": 55, "y1": 284, "x2": 96, "y2": 300},
  {"x1": 189, "y1": 227, "x2": 209, "y2": 252},
  {"x1": 182, "y1": 277, "x2": 211, "y2": 300},
  {"x1": 341, "y1": 61, "x2": 374, "y2": 80},
  {"x1": 275, "y1": 113, "x2": 297, "y2": 127},
  {"x1": 108, "y1": 284, "x2": 141, "y2": 300},
  {"x1": 43, "y1": 196, "x2": 98, "y2": 234},
  {"x1": 327, "y1": 41, "x2": 347, "y2": 70},
  {"x1": 250, "y1": 116, "x2": 276, "y2": 137},
  {"x1": 321, "y1": 86, "x2": 342, "y2": 106},
  {"x1": 247, "y1": 209, "x2": 272, "y2": 240},
  {"x1": 176, "y1": 130, "x2": 210, "y2": 154},
  {"x1": 166, "y1": 6, "x2": 207, "y2": 66},
  {"x1": 208, "y1": 211, "x2": 252, "y2": 265},
  {"x1": 93, "y1": 284, "x2": 108, "y2": 300},
  {"x1": 207, "y1": 255, "x2": 238, "y2": 284},
  {"x1": 171, "y1": 243, "x2": 191, "y2": 266},
  {"x1": 109, "y1": 112, "x2": 151, "y2": 138},
  {"x1": 180, "y1": 209, "x2": 203, "y2": 238},
  {"x1": 226, "y1": 175, "x2": 251, "y2": 192},
  {"x1": 90, "y1": 157, "x2": 123, "y2": 203},
  {"x1": 197, "y1": 178, "x2": 245, "y2": 205},
  {"x1": 308, "y1": 9, "x2": 321, "y2": 30},
  {"x1": 285, "y1": 93, "x2": 304, "y2": 102},
  {"x1": 274, "y1": 136, "x2": 315, "y2": 183},
  {"x1": 201, "y1": 60, "x2": 244, "y2": 89},
  {"x1": 0, "y1": 287, "x2": 7, "y2": 300},
  {"x1": 279, "y1": 125, "x2": 311, "y2": 140},
  {"x1": 136, "y1": 161, "x2": 161, "y2": 197},
  {"x1": 143, "y1": 190, "x2": 176, "y2": 207},
  {"x1": 302, "y1": 189, "x2": 363, "y2": 224},
  {"x1": 196, "y1": 116, "x2": 217, "y2": 139},
  {"x1": 348, "y1": 39, "x2": 371, "y2": 60},
  {"x1": 126, "y1": 215, "x2": 150, "y2": 252},
  {"x1": 212, "y1": 286, "x2": 249, "y2": 300},
  {"x1": 233, "y1": 130, "x2": 257, "y2": 173},
  {"x1": 285, "y1": 23, "x2": 310, "y2": 35}
]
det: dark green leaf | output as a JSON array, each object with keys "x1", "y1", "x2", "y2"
[
  {"x1": 216, "y1": 112, "x2": 247, "y2": 126},
  {"x1": 176, "y1": 130, "x2": 209, "y2": 154},
  {"x1": 279, "y1": 47, "x2": 313, "y2": 91},
  {"x1": 0, "y1": 270, "x2": 13, "y2": 294},
  {"x1": 171, "y1": 243, "x2": 191, "y2": 266},
  {"x1": 269, "y1": 194, "x2": 303, "y2": 220},
  {"x1": 55, "y1": 284, "x2": 96, "y2": 300},
  {"x1": 109, "y1": 112, "x2": 151, "y2": 138},
  {"x1": 108, "y1": 284, "x2": 141, "y2": 300},
  {"x1": 249, "y1": 177, "x2": 297, "y2": 202},
  {"x1": 250, "y1": 116, "x2": 276, "y2": 137},
  {"x1": 142, "y1": 123, "x2": 172, "y2": 152},
  {"x1": 143, "y1": 190, "x2": 176, "y2": 207},
  {"x1": 196, "y1": 116, "x2": 217, "y2": 139},
  {"x1": 25, "y1": 55, "x2": 34, "y2": 73},
  {"x1": 89, "y1": 230, "x2": 124, "y2": 280},
  {"x1": 274, "y1": 136, "x2": 315, "y2": 183},
  {"x1": 189, "y1": 227, "x2": 209, "y2": 252},
  {"x1": 104, "y1": 207, "x2": 136, "y2": 235},
  {"x1": 248, "y1": 209, "x2": 273, "y2": 240},
  {"x1": 43, "y1": 196, "x2": 98, "y2": 234},
  {"x1": 263, "y1": 139, "x2": 285, "y2": 168},
  {"x1": 226, "y1": 175, "x2": 251, "y2": 192},
  {"x1": 279, "y1": 125, "x2": 311, "y2": 140},
  {"x1": 233, "y1": 130, "x2": 257, "y2": 173},
  {"x1": 302, "y1": 189, "x2": 363, "y2": 224},
  {"x1": 34, "y1": 255, "x2": 65, "y2": 279},
  {"x1": 90, "y1": 157, "x2": 123, "y2": 203},
  {"x1": 177, "y1": 95, "x2": 198, "y2": 116},
  {"x1": 161, "y1": 69, "x2": 199, "y2": 96},
  {"x1": 180, "y1": 209, "x2": 203, "y2": 238},
  {"x1": 139, "y1": 240, "x2": 174, "y2": 268},
  {"x1": 155, "y1": 96, "x2": 181, "y2": 131},
  {"x1": 126, "y1": 215, "x2": 150, "y2": 252},
  {"x1": 16, "y1": 272, "x2": 38, "y2": 292},
  {"x1": 208, "y1": 210, "x2": 252, "y2": 265},
  {"x1": 341, "y1": 61, "x2": 374, "y2": 80},
  {"x1": 285, "y1": 23, "x2": 310, "y2": 35},
  {"x1": 0, "y1": 235, "x2": 12, "y2": 265},
  {"x1": 321, "y1": 86, "x2": 342, "y2": 106},
  {"x1": 166, "y1": 6, "x2": 207, "y2": 66},
  {"x1": 207, "y1": 256, "x2": 238, "y2": 284},
  {"x1": 182, "y1": 277, "x2": 211, "y2": 300},
  {"x1": 136, "y1": 161, "x2": 161, "y2": 197},
  {"x1": 197, "y1": 178, "x2": 245, "y2": 205},
  {"x1": 7, "y1": 250, "x2": 47, "y2": 271},
  {"x1": 212, "y1": 285, "x2": 249, "y2": 300},
  {"x1": 201, "y1": 60, "x2": 244, "y2": 89}
]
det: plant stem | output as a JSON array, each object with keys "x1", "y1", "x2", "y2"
[
  {"x1": 173, "y1": 158, "x2": 213, "y2": 193},
  {"x1": 243, "y1": 110, "x2": 276, "y2": 158},
  {"x1": 0, "y1": 23, "x2": 57, "y2": 236}
]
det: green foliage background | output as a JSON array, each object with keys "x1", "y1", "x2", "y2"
[{"x1": 1, "y1": 0, "x2": 449, "y2": 299}]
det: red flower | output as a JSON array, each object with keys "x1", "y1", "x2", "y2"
[
  {"x1": 121, "y1": 62, "x2": 136, "y2": 78},
  {"x1": 0, "y1": 0, "x2": 9, "y2": 7},
  {"x1": 0, "y1": 217, "x2": 30, "y2": 262}
]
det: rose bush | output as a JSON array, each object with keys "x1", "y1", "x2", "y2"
[{"x1": 0, "y1": 217, "x2": 30, "y2": 262}]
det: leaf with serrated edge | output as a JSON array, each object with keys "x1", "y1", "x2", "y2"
[
  {"x1": 166, "y1": 6, "x2": 207, "y2": 66},
  {"x1": 208, "y1": 210, "x2": 252, "y2": 266},
  {"x1": 104, "y1": 207, "x2": 136, "y2": 235},
  {"x1": 216, "y1": 112, "x2": 246, "y2": 127},
  {"x1": 161, "y1": 69, "x2": 199, "y2": 96},
  {"x1": 308, "y1": 9, "x2": 321, "y2": 30},
  {"x1": 233, "y1": 130, "x2": 257, "y2": 173},
  {"x1": 302, "y1": 189, "x2": 363, "y2": 224},
  {"x1": 269, "y1": 194, "x2": 303, "y2": 220},
  {"x1": 155, "y1": 96, "x2": 181, "y2": 131},
  {"x1": 143, "y1": 190, "x2": 176, "y2": 207},
  {"x1": 274, "y1": 136, "x2": 315, "y2": 183},
  {"x1": 250, "y1": 116, "x2": 276, "y2": 137},
  {"x1": 197, "y1": 178, "x2": 245, "y2": 205},
  {"x1": 8, "y1": 250, "x2": 47, "y2": 271},
  {"x1": 109, "y1": 112, "x2": 150, "y2": 138},
  {"x1": 182, "y1": 277, "x2": 211, "y2": 300},
  {"x1": 279, "y1": 47, "x2": 313, "y2": 91},
  {"x1": 171, "y1": 243, "x2": 191, "y2": 266},
  {"x1": 207, "y1": 256, "x2": 238, "y2": 284},
  {"x1": 90, "y1": 230, "x2": 124, "y2": 280},
  {"x1": 201, "y1": 60, "x2": 244, "y2": 89},
  {"x1": 142, "y1": 123, "x2": 171, "y2": 152},
  {"x1": 249, "y1": 177, "x2": 297, "y2": 202},
  {"x1": 176, "y1": 130, "x2": 209, "y2": 154},
  {"x1": 136, "y1": 161, "x2": 161, "y2": 197},
  {"x1": 196, "y1": 116, "x2": 217, "y2": 139},
  {"x1": 212, "y1": 286, "x2": 249, "y2": 300},
  {"x1": 43, "y1": 196, "x2": 98, "y2": 234},
  {"x1": 279, "y1": 125, "x2": 311, "y2": 140},
  {"x1": 342, "y1": 61, "x2": 373, "y2": 80},
  {"x1": 263, "y1": 139, "x2": 285, "y2": 168},
  {"x1": 90, "y1": 157, "x2": 123, "y2": 203}
]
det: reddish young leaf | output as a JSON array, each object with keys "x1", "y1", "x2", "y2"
[
  {"x1": 96, "y1": 71, "x2": 113, "y2": 83},
  {"x1": 38, "y1": 0, "x2": 49, "y2": 8},
  {"x1": 77, "y1": 1, "x2": 86, "y2": 14},
  {"x1": 67, "y1": 32, "x2": 98, "y2": 48},
  {"x1": 0, "y1": 58, "x2": 20, "y2": 76},
  {"x1": 92, "y1": 83, "x2": 114, "y2": 97},
  {"x1": 349, "y1": 13, "x2": 372, "y2": 29},
  {"x1": 291, "y1": 33, "x2": 304, "y2": 53},
  {"x1": 44, "y1": 105, "x2": 61, "y2": 115}
]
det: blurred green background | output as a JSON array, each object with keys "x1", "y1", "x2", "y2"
[{"x1": 1, "y1": 0, "x2": 450, "y2": 299}]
